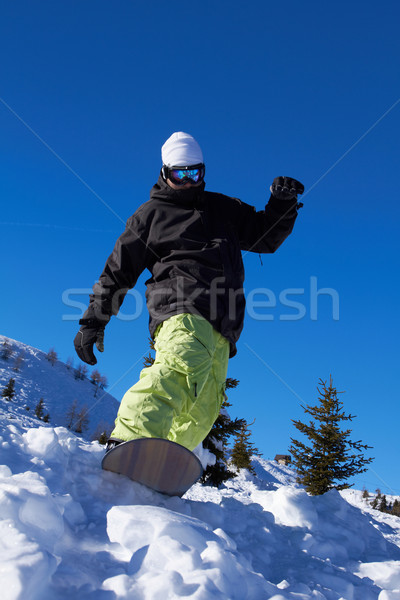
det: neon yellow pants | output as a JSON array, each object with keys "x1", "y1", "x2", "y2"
[{"x1": 110, "y1": 313, "x2": 230, "y2": 451}]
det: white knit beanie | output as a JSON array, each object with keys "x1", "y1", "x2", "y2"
[{"x1": 161, "y1": 132, "x2": 204, "y2": 167}]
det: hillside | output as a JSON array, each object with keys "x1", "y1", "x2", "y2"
[
  {"x1": 1, "y1": 400, "x2": 400, "y2": 599},
  {"x1": 0, "y1": 334, "x2": 120, "y2": 440}
]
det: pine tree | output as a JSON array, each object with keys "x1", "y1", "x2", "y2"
[
  {"x1": 1, "y1": 339, "x2": 12, "y2": 360},
  {"x1": 379, "y1": 495, "x2": 388, "y2": 513},
  {"x1": 35, "y1": 398, "x2": 45, "y2": 420},
  {"x1": 230, "y1": 419, "x2": 260, "y2": 474},
  {"x1": 289, "y1": 376, "x2": 374, "y2": 495},
  {"x1": 98, "y1": 431, "x2": 108, "y2": 444},
  {"x1": 91, "y1": 423, "x2": 112, "y2": 445},
  {"x1": 201, "y1": 378, "x2": 245, "y2": 487},
  {"x1": 2, "y1": 378, "x2": 16, "y2": 401},
  {"x1": 97, "y1": 430, "x2": 108, "y2": 444},
  {"x1": 392, "y1": 499, "x2": 400, "y2": 517},
  {"x1": 34, "y1": 398, "x2": 49, "y2": 421},
  {"x1": 362, "y1": 487, "x2": 369, "y2": 501},
  {"x1": 371, "y1": 496, "x2": 379, "y2": 510}
]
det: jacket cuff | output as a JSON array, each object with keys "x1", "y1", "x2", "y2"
[
  {"x1": 79, "y1": 306, "x2": 111, "y2": 327},
  {"x1": 268, "y1": 193, "x2": 299, "y2": 214}
]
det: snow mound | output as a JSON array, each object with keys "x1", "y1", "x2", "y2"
[{"x1": 1, "y1": 405, "x2": 400, "y2": 599}]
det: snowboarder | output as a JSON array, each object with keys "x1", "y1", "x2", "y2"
[{"x1": 74, "y1": 131, "x2": 304, "y2": 452}]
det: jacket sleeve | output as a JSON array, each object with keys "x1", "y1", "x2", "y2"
[
  {"x1": 83, "y1": 212, "x2": 150, "y2": 323},
  {"x1": 230, "y1": 194, "x2": 299, "y2": 253}
]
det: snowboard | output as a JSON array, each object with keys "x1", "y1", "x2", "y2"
[{"x1": 101, "y1": 437, "x2": 203, "y2": 497}]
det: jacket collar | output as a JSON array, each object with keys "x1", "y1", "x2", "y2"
[{"x1": 150, "y1": 172, "x2": 206, "y2": 207}]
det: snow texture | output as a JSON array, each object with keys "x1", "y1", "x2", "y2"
[
  {"x1": 0, "y1": 335, "x2": 120, "y2": 439},
  {"x1": 1, "y1": 337, "x2": 400, "y2": 599}
]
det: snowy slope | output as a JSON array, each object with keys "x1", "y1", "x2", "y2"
[
  {"x1": 0, "y1": 335, "x2": 119, "y2": 439},
  {"x1": 1, "y1": 404, "x2": 400, "y2": 599}
]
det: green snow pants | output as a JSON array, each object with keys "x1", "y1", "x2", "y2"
[{"x1": 110, "y1": 313, "x2": 230, "y2": 451}]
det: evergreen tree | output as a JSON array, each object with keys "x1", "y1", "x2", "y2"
[
  {"x1": 66, "y1": 357, "x2": 74, "y2": 370},
  {"x1": 201, "y1": 378, "x2": 245, "y2": 487},
  {"x1": 1, "y1": 339, "x2": 12, "y2": 360},
  {"x1": 2, "y1": 378, "x2": 16, "y2": 401},
  {"x1": 392, "y1": 499, "x2": 400, "y2": 517},
  {"x1": 35, "y1": 398, "x2": 45, "y2": 420},
  {"x1": 91, "y1": 423, "x2": 112, "y2": 445},
  {"x1": 371, "y1": 496, "x2": 379, "y2": 510},
  {"x1": 97, "y1": 430, "x2": 108, "y2": 444},
  {"x1": 289, "y1": 376, "x2": 374, "y2": 495},
  {"x1": 98, "y1": 430, "x2": 108, "y2": 444},
  {"x1": 379, "y1": 494, "x2": 388, "y2": 513},
  {"x1": 230, "y1": 419, "x2": 260, "y2": 474},
  {"x1": 362, "y1": 487, "x2": 369, "y2": 501}
]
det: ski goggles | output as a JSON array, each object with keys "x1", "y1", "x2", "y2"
[{"x1": 163, "y1": 163, "x2": 205, "y2": 186}]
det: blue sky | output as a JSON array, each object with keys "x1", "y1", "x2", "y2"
[{"x1": 1, "y1": 0, "x2": 399, "y2": 494}]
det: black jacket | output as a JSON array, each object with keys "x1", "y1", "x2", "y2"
[{"x1": 84, "y1": 174, "x2": 299, "y2": 357}]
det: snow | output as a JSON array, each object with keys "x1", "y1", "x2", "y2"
[
  {"x1": 1, "y1": 338, "x2": 400, "y2": 599},
  {"x1": 1, "y1": 411, "x2": 400, "y2": 599},
  {"x1": 0, "y1": 335, "x2": 120, "y2": 440}
]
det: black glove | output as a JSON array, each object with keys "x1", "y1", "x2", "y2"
[
  {"x1": 74, "y1": 318, "x2": 105, "y2": 365},
  {"x1": 270, "y1": 176, "x2": 305, "y2": 201}
]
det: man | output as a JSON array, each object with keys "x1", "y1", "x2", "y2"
[{"x1": 74, "y1": 132, "x2": 304, "y2": 452}]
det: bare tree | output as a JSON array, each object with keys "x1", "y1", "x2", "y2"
[
  {"x1": 66, "y1": 399, "x2": 79, "y2": 429},
  {"x1": 46, "y1": 348, "x2": 58, "y2": 366},
  {"x1": 75, "y1": 405, "x2": 90, "y2": 434},
  {"x1": 13, "y1": 352, "x2": 25, "y2": 372}
]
